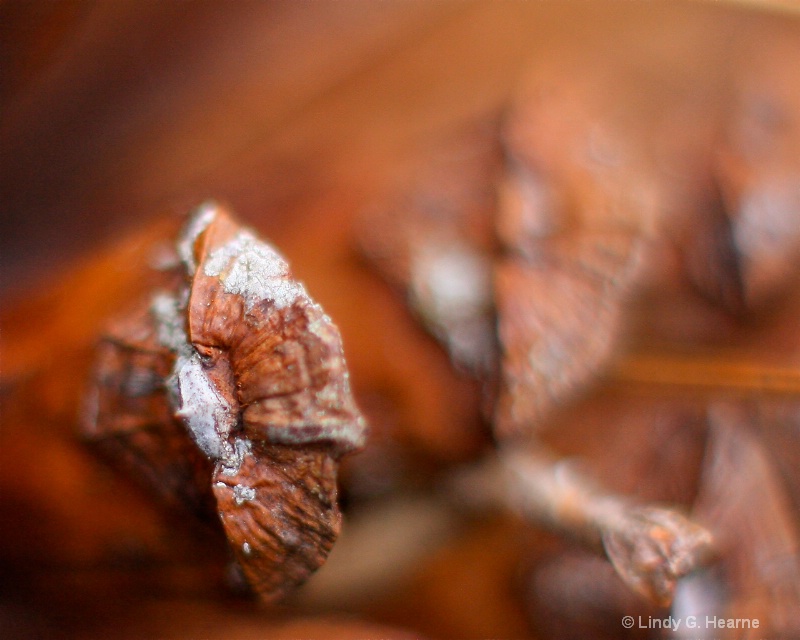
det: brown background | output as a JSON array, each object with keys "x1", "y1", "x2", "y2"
[{"x1": 2, "y1": 2, "x2": 799, "y2": 639}]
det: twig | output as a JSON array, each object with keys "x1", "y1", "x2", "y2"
[{"x1": 449, "y1": 447, "x2": 714, "y2": 607}]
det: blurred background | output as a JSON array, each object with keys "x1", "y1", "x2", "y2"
[
  {"x1": 2, "y1": 0, "x2": 795, "y2": 298},
  {"x1": 2, "y1": 2, "x2": 800, "y2": 639}
]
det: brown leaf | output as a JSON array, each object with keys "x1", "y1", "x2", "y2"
[
  {"x1": 213, "y1": 444, "x2": 341, "y2": 602},
  {"x1": 359, "y1": 123, "x2": 501, "y2": 374},
  {"x1": 83, "y1": 202, "x2": 366, "y2": 600},
  {"x1": 84, "y1": 293, "x2": 215, "y2": 517},
  {"x1": 715, "y1": 30, "x2": 800, "y2": 310},
  {"x1": 494, "y1": 231, "x2": 643, "y2": 436},
  {"x1": 601, "y1": 505, "x2": 712, "y2": 607},
  {"x1": 683, "y1": 406, "x2": 800, "y2": 637}
]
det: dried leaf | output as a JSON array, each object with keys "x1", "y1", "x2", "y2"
[
  {"x1": 680, "y1": 406, "x2": 800, "y2": 637},
  {"x1": 84, "y1": 203, "x2": 366, "y2": 601},
  {"x1": 359, "y1": 124, "x2": 501, "y2": 374},
  {"x1": 715, "y1": 32, "x2": 800, "y2": 309},
  {"x1": 213, "y1": 444, "x2": 341, "y2": 599},
  {"x1": 494, "y1": 231, "x2": 644, "y2": 435},
  {"x1": 452, "y1": 449, "x2": 713, "y2": 607},
  {"x1": 601, "y1": 505, "x2": 712, "y2": 607}
]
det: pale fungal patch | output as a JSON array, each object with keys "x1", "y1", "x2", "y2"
[
  {"x1": 220, "y1": 438, "x2": 252, "y2": 476},
  {"x1": 233, "y1": 484, "x2": 256, "y2": 505},
  {"x1": 154, "y1": 206, "x2": 365, "y2": 469},
  {"x1": 203, "y1": 231, "x2": 307, "y2": 311},
  {"x1": 410, "y1": 242, "x2": 494, "y2": 370},
  {"x1": 177, "y1": 201, "x2": 218, "y2": 274},
  {"x1": 173, "y1": 353, "x2": 238, "y2": 462},
  {"x1": 242, "y1": 542, "x2": 252, "y2": 556},
  {"x1": 307, "y1": 307, "x2": 336, "y2": 340},
  {"x1": 153, "y1": 285, "x2": 252, "y2": 473},
  {"x1": 412, "y1": 243, "x2": 492, "y2": 322},
  {"x1": 151, "y1": 292, "x2": 190, "y2": 354}
]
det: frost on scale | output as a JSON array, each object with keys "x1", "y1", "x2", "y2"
[
  {"x1": 151, "y1": 292, "x2": 190, "y2": 354},
  {"x1": 82, "y1": 203, "x2": 366, "y2": 603},
  {"x1": 177, "y1": 201, "x2": 218, "y2": 274},
  {"x1": 233, "y1": 484, "x2": 256, "y2": 505},
  {"x1": 182, "y1": 204, "x2": 366, "y2": 454},
  {"x1": 410, "y1": 241, "x2": 494, "y2": 371},
  {"x1": 203, "y1": 230, "x2": 307, "y2": 311},
  {"x1": 173, "y1": 352, "x2": 238, "y2": 463}
]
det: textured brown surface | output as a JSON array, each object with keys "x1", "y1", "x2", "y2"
[
  {"x1": 80, "y1": 205, "x2": 364, "y2": 603},
  {"x1": 213, "y1": 444, "x2": 341, "y2": 601},
  {"x1": 2, "y1": 3, "x2": 800, "y2": 639}
]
